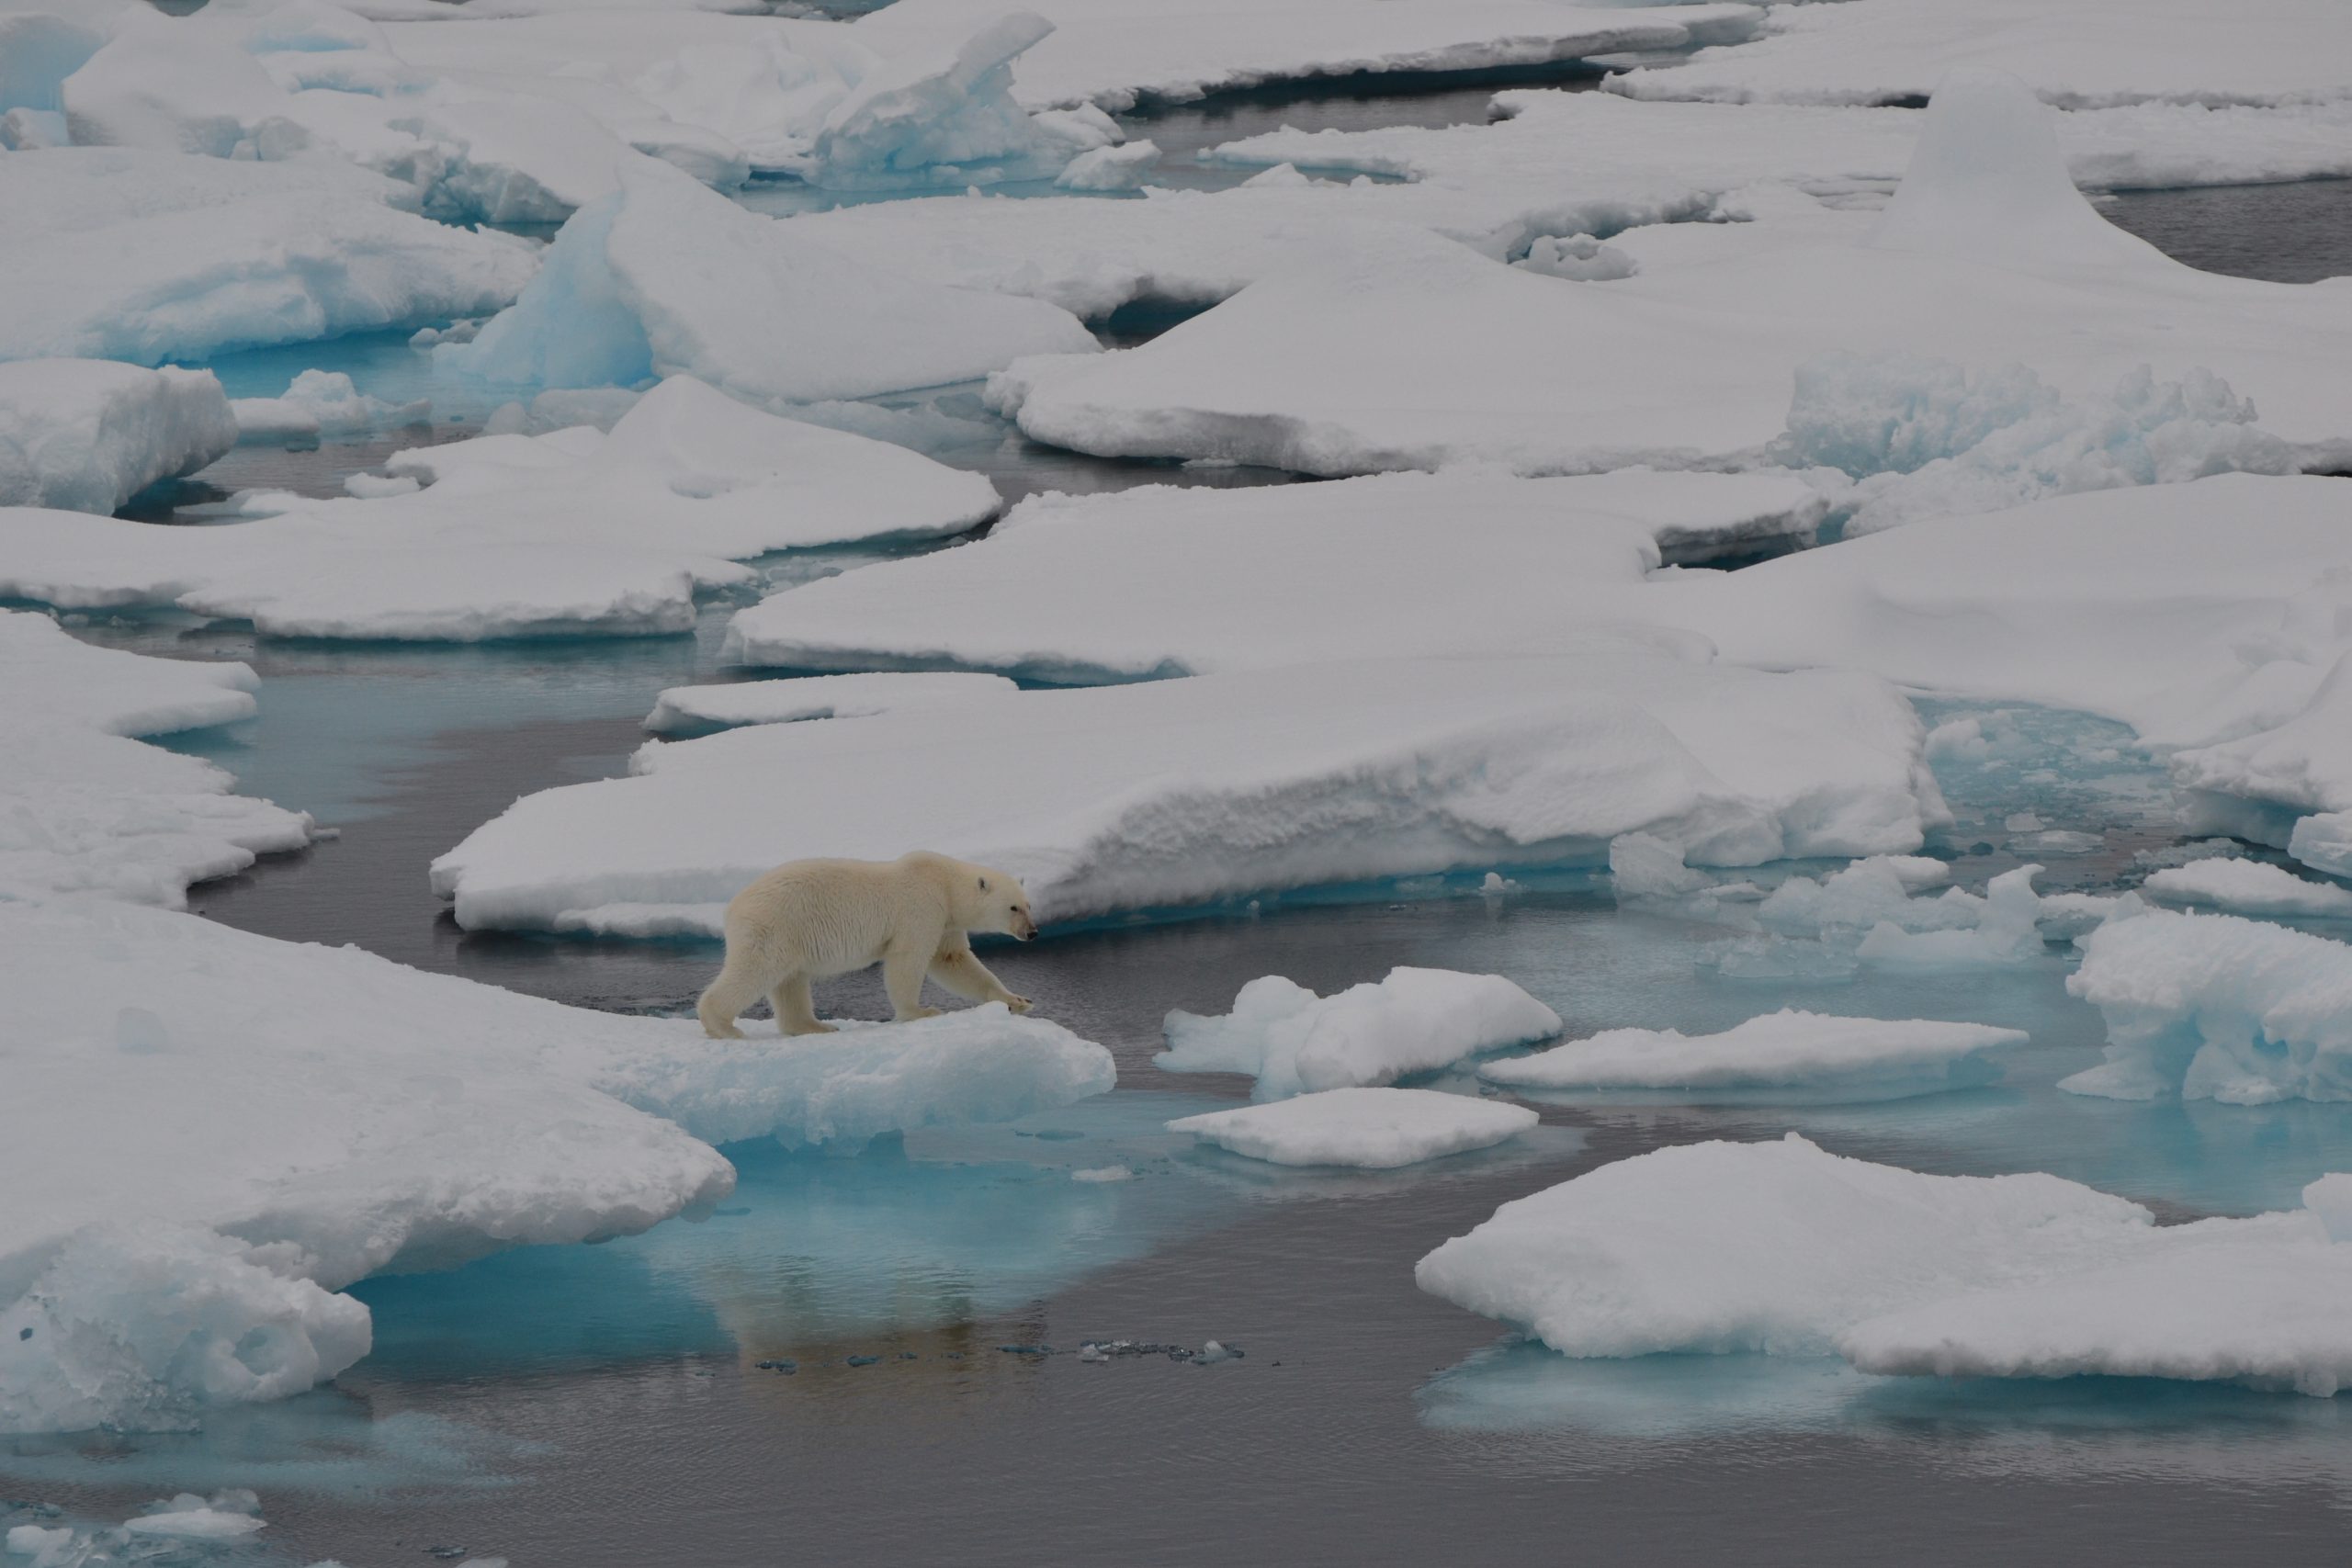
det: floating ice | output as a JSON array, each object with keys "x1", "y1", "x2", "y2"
[
  {"x1": 1515, "y1": 234, "x2": 1637, "y2": 282},
  {"x1": 1055, "y1": 138, "x2": 1158, "y2": 191},
  {"x1": 448, "y1": 159, "x2": 1094, "y2": 403},
  {"x1": 2291, "y1": 814, "x2": 2352, "y2": 883},
  {"x1": 1166, "y1": 1088, "x2": 1539, "y2": 1168},
  {"x1": 1476, "y1": 1010, "x2": 2026, "y2": 1099},
  {"x1": 0, "y1": 147, "x2": 537, "y2": 366},
  {"x1": 2171, "y1": 651, "x2": 2352, "y2": 872},
  {"x1": 644, "y1": 671, "x2": 1019, "y2": 735},
  {"x1": 1157, "y1": 969, "x2": 1560, "y2": 1100},
  {"x1": 0, "y1": 377, "x2": 998, "y2": 640},
  {"x1": 0, "y1": 360, "x2": 235, "y2": 514},
  {"x1": 2064, "y1": 910, "x2": 2352, "y2": 1104},
  {"x1": 431, "y1": 647, "x2": 1946, "y2": 934},
  {"x1": 231, "y1": 368, "x2": 430, "y2": 444},
  {"x1": 723, "y1": 470, "x2": 1830, "y2": 679},
  {"x1": 1418, "y1": 1133, "x2": 2352, "y2": 1394},
  {"x1": 2142, "y1": 860, "x2": 2352, "y2": 919}
]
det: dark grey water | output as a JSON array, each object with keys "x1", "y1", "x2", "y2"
[{"x1": 2102, "y1": 178, "x2": 2352, "y2": 283}]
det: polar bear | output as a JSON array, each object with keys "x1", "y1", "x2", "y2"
[{"x1": 697, "y1": 851, "x2": 1039, "y2": 1039}]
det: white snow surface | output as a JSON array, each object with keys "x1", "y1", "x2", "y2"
[
  {"x1": 0, "y1": 895, "x2": 1112, "y2": 1431},
  {"x1": 0, "y1": 147, "x2": 537, "y2": 366},
  {"x1": 448, "y1": 157, "x2": 1094, "y2": 402},
  {"x1": 989, "y1": 73, "x2": 2352, "y2": 476},
  {"x1": 2063, "y1": 911, "x2": 2352, "y2": 1104},
  {"x1": 0, "y1": 377, "x2": 999, "y2": 640},
  {"x1": 430, "y1": 645, "x2": 1946, "y2": 935},
  {"x1": 722, "y1": 470, "x2": 1830, "y2": 680},
  {"x1": 1417, "y1": 1133, "x2": 2352, "y2": 1394},
  {"x1": 0, "y1": 611, "x2": 312, "y2": 908},
  {"x1": 1476, "y1": 1010, "x2": 2027, "y2": 1097},
  {"x1": 0, "y1": 361, "x2": 234, "y2": 514},
  {"x1": 1157, "y1": 969, "x2": 1561, "y2": 1101},
  {"x1": 645, "y1": 671, "x2": 1020, "y2": 734},
  {"x1": 2141, "y1": 860, "x2": 2352, "y2": 919},
  {"x1": 1166, "y1": 1088, "x2": 1539, "y2": 1168}
]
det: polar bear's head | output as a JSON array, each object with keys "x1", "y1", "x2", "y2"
[{"x1": 967, "y1": 866, "x2": 1038, "y2": 942}]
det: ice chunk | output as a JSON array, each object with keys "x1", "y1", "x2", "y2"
[
  {"x1": 1515, "y1": 234, "x2": 1637, "y2": 282},
  {"x1": 0, "y1": 377, "x2": 999, "y2": 641},
  {"x1": 1055, "y1": 138, "x2": 1159, "y2": 191},
  {"x1": 431, "y1": 649, "x2": 1946, "y2": 935},
  {"x1": 723, "y1": 470, "x2": 1831, "y2": 678},
  {"x1": 804, "y1": 13, "x2": 1082, "y2": 191},
  {"x1": 1166, "y1": 1088, "x2": 1539, "y2": 1168},
  {"x1": 1853, "y1": 864, "x2": 2052, "y2": 970},
  {"x1": 645, "y1": 671, "x2": 1019, "y2": 735},
  {"x1": 0, "y1": 148, "x2": 535, "y2": 366},
  {"x1": 1157, "y1": 969, "x2": 1560, "y2": 1100},
  {"x1": 232, "y1": 368, "x2": 430, "y2": 444},
  {"x1": 0, "y1": 361, "x2": 235, "y2": 514},
  {"x1": 2142, "y1": 860, "x2": 2352, "y2": 919},
  {"x1": 121, "y1": 1499, "x2": 268, "y2": 1540},
  {"x1": 62, "y1": 14, "x2": 301, "y2": 160},
  {"x1": 1420, "y1": 1133, "x2": 2352, "y2": 1393},
  {"x1": 0, "y1": 13, "x2": 106, "y2": 118},
  {"x1": 2310, "y1": 1175, "x2": 2352, "y2": 1244},
  {"x1": 2063, "y1": 910, "x2": 2352, "y2": 1103},
  {"x1": 449, "y1": 159, "x2": 1094, "y2": 403},
  {"x1": 1476, "y1": 1010, "x2": 2026, "y2": 1098},
  {"x1": 2290, "y1": 813, "x2": 2352, "y2": 882},
  {"x1": 2171, "y1": 651, "x2": 2352, "y2": 860}
]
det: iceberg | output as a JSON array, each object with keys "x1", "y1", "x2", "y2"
[
  {"x1": 430, "y1": 647, "x2": 1947, "y2": 935},
  {"x1": 1158, "y1": 969, "x2": 1561, "y2": 1100},
  {"x1": 0, "y1": 377, "x2": 999, "y2": 640},
  {"x1": 1476, "y1": 1010, "x2": 2027, "y2": 1099},
  {"x1": 1417, "y1": 1133, "x2": 2352, "y2": 1394},
  {"x1": 2063, "y1": 910, "x2": 2352, "y2": 1104},
  {"x1": 448, "y1": 159, "x2": 1095, "y2": 402},
  {"x1": 0, "y1": 147, "x2": 536, "y2": 366},
  {"x1": 1166, "y1": 1088, "x2": 1539, "y2": 1168},
  {"x1": 645, "y1": 671, "x2": 1020, "y2": 736},
  {"x1": 723, "y1": 469, "x2": 1831, "y2": 681},
  {"x1": 0, "y1": 360, "x2": 235, "y2": 514},
  {"x1": 2141, "y1": 859, "x2": 2352, "y2": 919}
]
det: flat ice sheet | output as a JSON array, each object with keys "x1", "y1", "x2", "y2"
[
  {"x1": 645, "y1": 671, "x2": 1020, "y2": 734},
  {"x1": 1476, "y1": 1010, "x2": 2027, "y2": 1098},
  {"x1": 1167, "y1": 1088, "x2": 1539, "y2": 1168},
  {"x1": 2142, "y1": 860, "x2": 2352, "y2": 919}
]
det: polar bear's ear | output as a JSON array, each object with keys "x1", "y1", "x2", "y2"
[{"x1": 978, "y1": 875, "x2": 989, "y2": 891}]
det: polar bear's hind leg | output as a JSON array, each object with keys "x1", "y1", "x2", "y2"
[{"x1": 697, "y1": 956, "x2": 768, "y2": 1040}]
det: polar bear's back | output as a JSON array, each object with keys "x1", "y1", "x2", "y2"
[{"x1": 722, "y1": 853, "x2": 955, "y2": 979}]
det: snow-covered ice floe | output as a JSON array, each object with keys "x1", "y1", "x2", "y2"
[
  {"x1": 431, "y1": 644, "x2": 1946, "y2": 934},
  {"x1": 2063, "y1": 910, "x2": 2352, "y2": 1104},
  {"x1": 722, "y1": 470, "x2": 1828, "y2": 680},
  {"x1": 0, "y1": 896, "x2": 1112, "y2": 1433},
  {"x1": 0, "y1": 610, "x2": 312, "y2": 908},
  {"x1": 0, "y1": 377, "x2": 998, "y2": 640},
  {"x1": 989, "y1": 71, "x2": 2352, "y2": 478},
  {"x1": 1157, "y1": 969, "x2": 1560, "y2": 1100},
  {"x1": 1166, "y1": 1088, "x2": 1539, "y2": 1168},
  {"x1": 645, "y1": 671, "x2": 1020, "y2": 735},
  {"x1": 447, "y1": 159, "x2": 1094, "y2": 403},
  {"x1": 0, "y1": 361, "x2": 235, "y2": 514},
  {"x1": 2141, "y1": 860, "x2": 2352, "y2": 919},
  {"x1": 2170, "y1": 651, "x2": 2352, "y2": 874},
  {"x1": 231, "y1": 369, "x2": 430, "y2": 445},
  {"x1": 1417, "y1": 1134, "x2": 2352, "y2": 1396},
  {"x1": 0, "y1": 147, "x2": 536, "y2": 365},
  {"x1": 1476, "y1": 1010, "x2": 2026, "y2": 1100}
]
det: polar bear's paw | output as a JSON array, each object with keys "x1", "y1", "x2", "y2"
[{"x1": 1005, "y1": 994, "x2": 1034, "y2": 1014}]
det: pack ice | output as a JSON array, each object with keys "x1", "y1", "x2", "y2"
[
  {"x1": 0, "y1": 361, "x2": 234, "y2": 514},
  {"x1": 0, "y1": 377, "x2": 1000, "y2": 640},
  {"x1": 990, "y1": 71, "x2": 2352, "y2": 478},
  {"x1": 1157, "y1": 969, "x2": 1561, "y2": 1100},
  {"x1": 2064, "y1": 910, "x2": 2352, "y2": 1104},
  {"x1": 1476, "y1": 1010, "x2": 2027, "y2": 1100},
  {"x1": 0, "y1": 610, "x2": 312, "y2": 908},
  {"x1": 448, "y1": 159, "x2": 1095, "y2": 403},
  {"x1": 645, "y1": 671, "x2": 1020, "y2": 736},
  {"x1": 0, "y1": 148, "x2": 536, "y2": 366},
  {"x1": 1167, "y1": 1089, "x2": 1539, "y2": 1169},
  {"x1": 1416, "y1": 1134, "x2": 2352, "y2": 1395},
  {"x1": 722, "y1": 470, "x2": 1830, "y2": 681},
  {"x1": 0, "y1": 896, "x2": 1113, "y2": 1433},
  {"x1": 429, "y1": 644, "x2": 1945, "y2": 936}
]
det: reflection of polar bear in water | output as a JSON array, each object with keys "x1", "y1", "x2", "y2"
[{"x1": 697, "y1": 852, "x2": 1039, "y2": 1039}]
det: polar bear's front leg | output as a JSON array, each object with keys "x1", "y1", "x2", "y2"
[
  {"x1": 882, "y1": 942, "x2": 944, "y2": 1023},
  {"x1": 771, "y1": 974, "x2": 833, "y2": 1036},
  {"x1": 929, "y1": 942, "x2": 1033, "y2": 1014}
]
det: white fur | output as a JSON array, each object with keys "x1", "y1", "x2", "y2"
[{"x1": 697, "y1": 851, "x2": 1038, "y2": 1038}]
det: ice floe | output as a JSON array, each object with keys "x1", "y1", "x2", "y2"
[
  {"x1": 432, "y1": 646, "x2": 1946, "y2": 934},
  {"x1": 722, "y1": 470, "x2": 1827, "y2": 680},
  {"x1": 1166, "y1": 1088, "x2": 1539, "y2": 1168},
  {"x1": 1476, "y1": 1010, "x2": 2026, "y2": 1099},
  {"x1": 0, "y1": 147, "x2": 537, "y2": 366},
  {"x1": 0, "y1": 377, "x2": 999, "y2": 639},
  {"x1": 2141, "y1": 860, "x2": 2352, "y2": 919},
  {"x1": 645, "y1": 671, "x2": 1020, "y2": 735},
  {"x1": 2064, "y1": 910, "x2": 2352, "y2": 1103},
  {"x1": 1158, "y1": 969, "x2": 1561, "y2": 1100},
  {"x1": 1417, "y1": 1134, "x2": 2352, "y2": 1394},
  {"x1": 0, "y1": 360, "x2": 234, "y2": 513},
  {"x1": 447, "y1": 159, "x2": 1095, "y2": 402},
  {"x1": 0, "y1": 610, "x2": 312, "y2": 908},
  {"x1": 231, "y1": 368, "x2": 431, "y2": 444}
]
